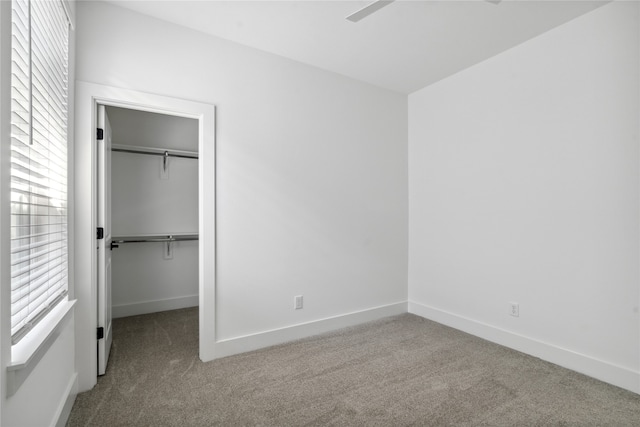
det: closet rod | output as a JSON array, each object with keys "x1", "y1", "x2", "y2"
[
  {"x1": 112, "y1": 234, "x2": 199, "y2": 244},
  {"x1": 111, "y1": 144, "x2": 198, "y2": 160}
]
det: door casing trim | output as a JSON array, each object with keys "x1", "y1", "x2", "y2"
[{"x1": 74, "y1": 81, "x2": 216, "y2": 392}]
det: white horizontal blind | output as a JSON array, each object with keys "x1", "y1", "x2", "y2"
[{"x1": 10, "y1": 0, "x2": 70, "y2": 343}]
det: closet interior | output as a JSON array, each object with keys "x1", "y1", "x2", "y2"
[{"x1": 106, "y1": 106, "x2": 199, "y2": 320}]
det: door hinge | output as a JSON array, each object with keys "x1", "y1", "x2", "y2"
[
  {"x1": 97, "y1": 327, "x2": 104, "y2": 340},
  {"x1": 97, "y1": 227, "x2": 104, "y2": 240},
  {"x1": 97, "y1": 128, "x2": 104, "y2": 140}
]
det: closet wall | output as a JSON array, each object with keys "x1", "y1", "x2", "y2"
[{"x1": 107, "y1": 107, "x2": 199, "y2": 318}]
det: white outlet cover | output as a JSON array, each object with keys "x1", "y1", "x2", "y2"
[{"x1": 509, "y1": 302, "x2": 519, "y2": 317}]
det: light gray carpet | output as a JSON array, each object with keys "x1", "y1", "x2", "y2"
[{"x1": 68, "y1": 308, "x2": 640, "y2": 426}]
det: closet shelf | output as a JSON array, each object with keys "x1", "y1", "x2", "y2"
[
  {"x1": 112, "y1": 144, "x2": 198, "y2": 159},
  {"x1": 112, "y1": 234, "x2": 199, "y2": 244}
]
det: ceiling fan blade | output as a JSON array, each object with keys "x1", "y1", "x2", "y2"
[
  {"x1": 346, "y1": 0, "x2": 396, "y2": 23},
  {"x1": 346, "y1": 0, "x2": 499, "y2": 23}
]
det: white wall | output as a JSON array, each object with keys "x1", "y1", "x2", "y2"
[
  {"x1": 1, "y1": 1, "x2": 78, "y2": 426},
  {"x1": 107, "y1": 106, "x2": 199, "y2": 152},
  {"x1": 2, "y1": 314, "x2": 76, "y2": 427},
  {"x1": 111, "y1": 151, "x2": 198, "y2": 235},
  {"x1": 111, "y1": 241, "x2": 199, "y2": 317},
  {"x1": 75, "y1": 0, "x2": 407, "y2": 382},
  {"x1": 409, "y1": 1, "x2": 639, "y2": 393},
  {"x1": 108, "y1": 107, "x2": 199, "y2": 317}
]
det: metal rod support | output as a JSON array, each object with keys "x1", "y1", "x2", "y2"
[{"x1": 163, "y1": 151, "x2": 169, "y2": 172}]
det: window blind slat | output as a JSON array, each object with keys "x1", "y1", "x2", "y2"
[
  {"x1": 11, "y1": 252, "x2": 66, "y2": 279},
  {"x1": 10, "y1": 0, "x2": 70, "y2": 343}
]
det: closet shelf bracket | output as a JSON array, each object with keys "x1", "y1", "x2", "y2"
[{"x1": 163, "y1": 151, "x2": 169, "y2": 173}]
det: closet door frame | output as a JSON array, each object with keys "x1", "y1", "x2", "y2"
[{"x1": 74, "y1": 81, "x2": 216, "y2": 393}]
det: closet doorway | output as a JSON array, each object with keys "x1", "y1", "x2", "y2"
[
  {"x1": 75, "y1": 81, "x2": 215, "y2": 392},
  {"x1": 96, "y1": 105, "x2": 200, "y2": 375}
]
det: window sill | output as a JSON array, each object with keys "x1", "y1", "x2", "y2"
[{"x1": 7, "y1": 299, "x2": 76, "y2": 396}]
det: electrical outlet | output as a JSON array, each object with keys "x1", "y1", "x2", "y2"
[
  {"x1": 509, "y1": 302, "x2": 519, "y2": 317},
  {"x1": 294, "y1": 295, "x2": 303, "y2": 310}
]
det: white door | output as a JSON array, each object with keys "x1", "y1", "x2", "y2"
[{"x1": 97, "y1": 104, "x2": 113, "y2": 375}]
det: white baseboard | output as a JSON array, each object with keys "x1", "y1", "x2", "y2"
[
  {"x1": 409, "y1": 301, "x2": 640, "y2": 394},
  {"x1": 213, "y1": 302, "x2": 408, "y2": 359},
  {"x1": 53, "y1": 372, "x2": 78, "y2": 427},
  {"x1": 113, "y1": 295, "x2": 198, "y2": 318}
]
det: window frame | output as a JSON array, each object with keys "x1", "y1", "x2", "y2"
[
  {"x1": 9, "y1": 0, "x2": 71, "y2": 345},
  {"x1": 3, "y1": 0, "x2": 74, "y2": 396}
]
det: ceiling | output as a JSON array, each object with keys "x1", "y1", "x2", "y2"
[{"x1": 105, "y1": 0, "x2": 607, "y2": 94}]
